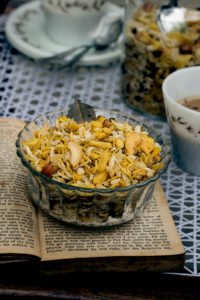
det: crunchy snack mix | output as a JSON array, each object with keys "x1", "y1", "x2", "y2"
[
  {"x1": 22, "y1": 114, "x2": 163, "y2": 189},
  {"x1": 121, "y1": 2, "x2": 200, "y2": 117}
]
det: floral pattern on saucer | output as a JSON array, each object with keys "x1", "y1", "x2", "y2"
[
  {"x1": 5, "y1": 0, "x2": 123, "y2": 66},
  {"x1": 13, "y1": 8, "x2": 41, "y2": 49},
  {"x1": 44, "y1": 0, "x2": 106, "y2": 13}
]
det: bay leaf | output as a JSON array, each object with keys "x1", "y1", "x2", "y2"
[{"x1": 67, "y1": 99, "x2": 96, "y2": 123}]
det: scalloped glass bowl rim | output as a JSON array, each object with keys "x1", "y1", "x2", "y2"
[{"x1": 16, "y1": 108, "x2": 170, "y2": 193}]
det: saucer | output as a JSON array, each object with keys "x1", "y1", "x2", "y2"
[{"x1": 5, "y1": 1, "x2": 124, "y2": 66}]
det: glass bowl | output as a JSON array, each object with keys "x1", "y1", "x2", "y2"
[{"x1": 16, "y1": 109, "x2": 170, "y2": 227}]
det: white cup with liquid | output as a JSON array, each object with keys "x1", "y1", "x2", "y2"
[{"x1": 162, "y1": 66, "x2": 200, "y2": 176}]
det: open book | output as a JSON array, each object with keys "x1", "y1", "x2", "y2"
[{"x1": 0, "y1": 118, "x2": 185, "y2": 273}]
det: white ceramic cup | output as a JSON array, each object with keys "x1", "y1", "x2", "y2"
[
  {"x1": 162, "y1": 66, "x2": 200, "y2": 176},
  {"x1": 41, "y1": 0, "x2": 108, "y2": 47}
]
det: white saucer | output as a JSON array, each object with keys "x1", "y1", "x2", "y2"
[{"x1": 5, "y1": 1, "x2": 124, "y2": 66}]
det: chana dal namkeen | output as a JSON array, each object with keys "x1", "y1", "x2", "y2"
[
  {"x1": 22, "y1": 115, "x2": 163, "y2": 189},
  {"x1": 122, "y1": 3, "x2": 200, "y2": 116}
]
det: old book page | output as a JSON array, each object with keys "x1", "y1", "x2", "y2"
[
  {"x1": 39, "y1": 181, "x2": 185, "y2": 261},
  {"x1": 0, "y1": 117, "x2": 185, "y2": 266},
  {"x1": 0, "y1": 118, "x2": 41, "y2": 259}
]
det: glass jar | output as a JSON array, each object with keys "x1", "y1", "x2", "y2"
[{"x1": 121, "y1": 0, "x2": 200, "y2": 118}]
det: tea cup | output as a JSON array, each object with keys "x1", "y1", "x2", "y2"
[
  {"x1": 41, "y1": 0, "x2": 108, "y2": 47},
  {"x1": 162, "y1": 66, "x2": 200, "y2": 176}
]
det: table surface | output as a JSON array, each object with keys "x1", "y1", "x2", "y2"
[{"x1": 0, "y1": 0, "x2": 200, "y2": 298}]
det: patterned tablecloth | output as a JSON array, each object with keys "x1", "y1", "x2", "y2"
[{"x1": 0, "y1": 11, "x2": 200, "y2": 277}]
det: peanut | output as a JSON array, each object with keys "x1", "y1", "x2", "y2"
[
  {"x1": 41, "y1": 164, "x2": 58, "y2": 177},
  {"x1": 102, "y1": 119, "x2": 112, "y2": 128}
]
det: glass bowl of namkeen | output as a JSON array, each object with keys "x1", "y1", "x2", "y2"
[{"x1": 16, "y1": 108, "x2": 170, "y2": 227}]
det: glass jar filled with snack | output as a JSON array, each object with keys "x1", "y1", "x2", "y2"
[{"x1": 121, "y1": 0, "x2": 200, "y2": 118}]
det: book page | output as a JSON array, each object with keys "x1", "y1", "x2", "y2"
[
  {"x1": 0, "y1": 118, "x2": 40, "y2": 258},
  {"x1": 39, "y1": 181, "x2": 185, "y2": 261}
]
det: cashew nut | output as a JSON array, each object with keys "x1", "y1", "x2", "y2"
[{"x1": 68, "y1": 141, "x2": 82, "y2": 167}]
